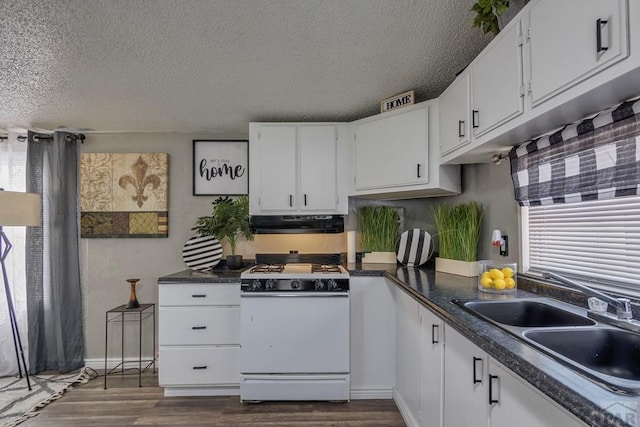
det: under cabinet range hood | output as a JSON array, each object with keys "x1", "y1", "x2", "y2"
[{"x1": 251, "y1": 215, "x2": 344, "y2": 234}]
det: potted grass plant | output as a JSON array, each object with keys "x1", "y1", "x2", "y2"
[
  {"x1": 357, "y1": 206, "x2": 400, "y2": 264},
  {"x1": 432, "y1": 201, "x2": 483, "y2": 276},
  {"x1": 192, "y1": 195, "x2": 253, "y2": 270}
]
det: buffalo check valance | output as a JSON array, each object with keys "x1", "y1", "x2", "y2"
[{"x1": 509, "y1": 98, "x2": 640, "y2": 206}]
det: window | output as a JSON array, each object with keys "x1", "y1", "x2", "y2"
[{"x1": 522, "y1": 195, "x2": 640, "y2": 297}]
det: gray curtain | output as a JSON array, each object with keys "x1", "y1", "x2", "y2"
[{"x1": 25, "y1": 131, "x2": 84, "y2": 374}]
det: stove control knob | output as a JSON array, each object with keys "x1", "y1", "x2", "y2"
[
  {"x1": 314, "y1": 279, "x2": 325, "y2": 291},
  {"x1": 327, "y1": 279, "x2": 338, "y2": 290},
  {"x1": 291, "y1": 279, "x2": 300, "y2": 289},
  {"x1": 265, "y1": 279, "x2": 276, "y2": 290},
  {"x1": 251, "y1": 280, "x2": 262, "y2": 291}
]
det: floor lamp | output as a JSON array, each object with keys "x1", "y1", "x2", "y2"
[{"x1": 0, "y1": 190, "x2": 41, "y2": 390}]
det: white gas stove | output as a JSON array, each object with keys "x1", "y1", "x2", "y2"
[{"x1": 239, "y1": 254, "x2": 350, "y2": 402}]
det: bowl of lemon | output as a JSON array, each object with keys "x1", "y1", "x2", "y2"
[{"x1": 478, "y1": 261, "x2": 517, "y2": 294}]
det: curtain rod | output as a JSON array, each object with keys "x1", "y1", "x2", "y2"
[{"x1": 0, "y1": 134, "x2": 85, "y2": 143}]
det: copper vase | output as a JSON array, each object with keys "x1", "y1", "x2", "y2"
[{"x1": 126, "y1": 278, "x2": 141, "y2": 309}]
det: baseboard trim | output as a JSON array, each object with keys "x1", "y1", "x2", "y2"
[
  {"x1": 393, "y1": 387, "x2": 419, "y2": 427},
  {"x1": 163, "y1": 386, "x2": 240, "y2": 397},
  {"x1": 350, "y1": 387, "x2": 394, "y2": 400}
]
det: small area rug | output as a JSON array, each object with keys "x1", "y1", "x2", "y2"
[{"x1": 0, "y1": 368, "x2": 91, "y2": 427}]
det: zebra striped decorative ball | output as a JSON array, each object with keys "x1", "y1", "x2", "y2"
[
  {"x1": 182, "y1": 235, "x2": 223, "y2": 271},
  {"x1": 396, "y1": 229, "x2": 433, "y2": 267}
]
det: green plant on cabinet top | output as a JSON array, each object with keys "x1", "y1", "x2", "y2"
[
  {"x1": 192, "y1": 195, "x2": 253, "y2": 256},
  {"x1": 432, "y1": 202, "x2": 483, "y2": 262},
  {"x1": 471, "y1": 0, "x2": 509, "y2": 35}
]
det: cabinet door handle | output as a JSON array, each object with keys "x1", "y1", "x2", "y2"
[
  {"x1": 489, "y1": 374, "x2": 499, "y2": 404},
  {"x1": 304, "y1": 194, "x2": 308, "y2": 206},
  {"x1": 191, "y1": 294, "x2": 206, "y2": 298},
  {"x1": 472, "y1": 357, "x2": 483, "y2": 384},
  {"x1": 472, "y1": 110, "x2": 479, "y2": 129},
  {"x1": 417, "y1": 164, "x2": 421, "y2": 178},
  {"x1": 192, "y1": 366, "x2": 207, "y2": 370},
  {"x1": 191, "y1": 326, "x2": 207, "y2": 330},
  {"x1": 458, "y1": 120, "x2": 465, "y2": 138},
  {"x1": 596, "y1": 19, "x2": 609, "y2": 53},
  {"x1": 431, "y1": 324, "x2": 439, "y2": 344},
  {"x1": 289, "y1": 194, "x2": 293, "y2": 207}
]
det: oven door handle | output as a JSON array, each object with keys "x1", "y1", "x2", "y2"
[{"x1": 241, "y1": 292, "x2": 349, "y2": 297}]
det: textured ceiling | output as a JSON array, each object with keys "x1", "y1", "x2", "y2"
[{"x1": 0, "y1": 0, "x2": 492, "y2": 135}]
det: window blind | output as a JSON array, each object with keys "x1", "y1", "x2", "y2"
[{"x1": 527, "y1": 195, "x2": 640, "y2": 292}]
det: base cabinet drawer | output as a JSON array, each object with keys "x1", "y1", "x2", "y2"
[
  {"x1": 159, "y1": 346, "x2": 240, "y2": 386},
  {"x1": 159, "y1": 307, "x2": 240, "y2": 345},
  {"x1": 159, "y1": 283, "x2": 240, "y2": 306}
]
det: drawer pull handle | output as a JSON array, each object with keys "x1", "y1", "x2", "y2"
[
  {"x1": 192, "y1": 294, "x2": 206, "y2": 298},
  {"x1": 193, "y1": 366, "x2": 207, "y2": 370},
  {"x1": 431, "y1": 324, "x2": 439, "y2": 344},
  {"x1": 472, "y1": 110, "x2": 479, "y2": 129},
  {"x1": 596, "y1": 18, "x2": 609, "y2": 53},
  {"x1": 458, "y1": 120, "x2": 465, "y2": 138},
  {"x1": 472, "y1": 356, "x2": 483, "y2": 384},
  {"x1": 192, "y1": 326, "x2": 207, "y2": 330},
  {"x1": 489, "y1": 374, "x2": 499, "y2": 404}
]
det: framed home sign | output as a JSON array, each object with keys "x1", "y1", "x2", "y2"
[{"x1": 193, "y1": 140, "x2": 248, "y2": 195}]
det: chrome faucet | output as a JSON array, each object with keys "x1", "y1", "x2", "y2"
[{"x1": 541, "y1": 271, "x2": 633, "y2": 321}]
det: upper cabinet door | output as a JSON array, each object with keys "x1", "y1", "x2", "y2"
[
  {"x1": 528, "y1": 0, "x2": 629, "y2": 108},
  {"x1": 255, "y1": 125, "x2": 297, "y2": 212},
  {"x1": 439, "y1": 73, "x2": 471, "y2": 156},
  {"x1": 471, "y1": 19, "x2": 524, "y2": 138},
  {"x1": 355, "y1": 107, "x2": 428, "y2": 190},
  {"x1": 299, "y1": 125, "x2": 337, "y2": 212}
]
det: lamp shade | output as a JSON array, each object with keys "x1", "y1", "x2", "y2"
[{"x1": 0, "y1": 191, "x2": 41, "y2": 226}]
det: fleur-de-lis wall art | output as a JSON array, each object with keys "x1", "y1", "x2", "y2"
[
  {"x1": 80, "y1": 152, "x2": 169, "y2": 238},
  {"x1": 118, "y1": 155, "x2": 161, "y2": 208}
]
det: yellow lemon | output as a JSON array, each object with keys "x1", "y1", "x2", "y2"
[
  {"x1": 501, "y1": 267, "x2": 514, "y2": 278},
  {"x1": 481, "y1": 271, "x2": 492, "y2": 281},
  {"x1": 505, "y1": 278, "x2": 516, "y2": 289},
  {"x1": 480, "y1": 277, "x2": 493, "y2": 288},
  {"x1": 493, "y1": 278, "x2": 506, "y2": 290},
  {"x1": 489, "y1": 268, "x2": 504, "y2": 280}
]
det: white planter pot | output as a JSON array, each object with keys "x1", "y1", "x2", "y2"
[
  {"x1": 362, "y1": 252, "x2": 397, "y2": 264},
  {"x1": 435, "y1": 257, "x2": 479, "y2": 277}
]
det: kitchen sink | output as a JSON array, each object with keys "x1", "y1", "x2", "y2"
[
  {"x1": 524, "y1": 328, "x2": 640, "y2": 392},
  {"x1": 460, "y1": 298, "x2": 596, "y2": 328},
  {"x1": 454, "y1": 297, "x2": 640, "y2": 393}
]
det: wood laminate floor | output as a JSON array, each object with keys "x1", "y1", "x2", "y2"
[{"x1": 20, "y1": 372, "x2": 406, "y2": 427}]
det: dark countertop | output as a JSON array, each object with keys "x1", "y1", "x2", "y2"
[
  {"x1": 157, "y1": 268, "x2": 247, "y2": 283},
  {"x1": 158, "y1": 262, "x2": 637, "y2": 426}
]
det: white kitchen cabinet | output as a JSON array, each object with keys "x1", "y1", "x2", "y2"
[
  {"x1": 395, "y1": 288, "x2": 422, "y2": 426},
  {"x1": 443, "y1": 324, "x2": 489, "y2": 427},
  {"x1": 355, "y1": 106, "x2": 427, "y2": 190},
  {"x1": 351, "y1": 101, "x2": 461, "y2": 199},
  {"x1": 393, "y1": 287, "x2": 445, "y2": 427},
  {"x1": 349, "y1": 277, "x2": 395, "y2": 399},
  {"x1": 439, "y1": 19, "x2": 523, "y2": 157},
  {"x1": 527, "y1": 0, "x2": 629, "y2": 108},
  {"x1": 439, "y1": 73, "x2": 471, "y2": 156},
  {"x1": 419, "y1": 305, "x2": 444, "y2": 427},
  {"x1": 158, "y1": 282, "x2": 240, "y2": 397},
  {"x1": 489, "y1": 359, "x2": 585, "y2": 427},
  {"x1": 471, "y1": 19, "x2": 524, "y2": 138},
  {"x1": 439, "y1": 0, "x2": 639, "y2": 164},
  {"x1": 249, "y1": 122, "x2": 348, "y2": 215}
]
